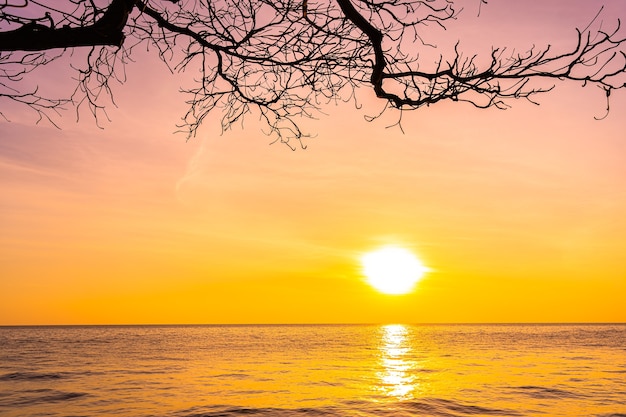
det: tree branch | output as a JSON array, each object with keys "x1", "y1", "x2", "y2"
[{"x1": 0, "y1": 0, "x2": 136, "y2": 51}]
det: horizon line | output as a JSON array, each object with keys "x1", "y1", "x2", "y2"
[{"x1": 1, "y1": 322, "x2": 625, "y2": 328}]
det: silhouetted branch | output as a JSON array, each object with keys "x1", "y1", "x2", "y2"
[
  {"x1": 0, "y1": 0, "x2": 135, "y2": 50},
  {"x1": 0, "y1": 0, "x2": 625, "y2": 146}
]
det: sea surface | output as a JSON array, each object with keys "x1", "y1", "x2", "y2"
[{"x1": 0, "y1": 324, "x2": 625, "y2": 417}]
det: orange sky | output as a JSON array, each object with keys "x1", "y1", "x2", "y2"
[{"x1": 1, "y1": 0, "x2": 625, "y2": 324}]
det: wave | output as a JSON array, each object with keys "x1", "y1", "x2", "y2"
[
  {"x1": 0, "y1": 370, "x2": 98, "y2": 381},
  {"x1": 401, "y1": 398, "x2": 522, "y2": 416},
  {"x1": 212, "y1": 373, "x2": 252, "y2": 379},
  {"x1": 0, "y1": 372, "x2": 64, "y2": 381},
  {"x1": 174, "y1": 406, "x2": 337, "y2": 417},
  {"x1": 0, "y1": 389, "x2": 88, "y2": 407},
  {"x1": 174, "y1": 399, "x2": 522, "y2": 417},
  {"x1": 512, "y1": 385, "x2": 581, "y2": 399}
]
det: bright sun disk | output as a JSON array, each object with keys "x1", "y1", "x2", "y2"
[{"x1": 361, "y1": 246, "x2": 428, "y2": 295}]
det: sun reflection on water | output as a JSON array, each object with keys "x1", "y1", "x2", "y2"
[{"x1": 378, "y1": 324, "x2": 417, "y2": 400}]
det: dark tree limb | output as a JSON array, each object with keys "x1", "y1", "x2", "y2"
[
  {"x1": 0, "y1": 0, "x2": 136, "y2": 51},
  {"x1": 0, "y1": 0, "x2": 624, "y2": 146},
  {"x1": 338, "y1": 0, "x2": 625, "y2": 113}
]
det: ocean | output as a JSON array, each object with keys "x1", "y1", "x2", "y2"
[{"x1": 0, "y1": 324, "x2": 624, "y2": 416}]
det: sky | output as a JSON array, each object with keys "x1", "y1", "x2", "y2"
[{"x1": 1, "y1": 0, "x2": 625, "y2": 325}]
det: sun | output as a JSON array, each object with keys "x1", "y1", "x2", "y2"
[{"x1": 361, "y1": 246, "x2": 428, "y2": 295}]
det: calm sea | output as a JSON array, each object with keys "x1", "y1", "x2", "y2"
[{"x1": 0, "y1": 324, "x2": 624, "y2": 417}]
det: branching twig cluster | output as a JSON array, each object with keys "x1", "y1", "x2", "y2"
[{"x1": 0, "y1": 0, "x2": 624, "y2": 145}]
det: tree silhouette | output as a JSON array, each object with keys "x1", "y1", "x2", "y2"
[{"x1": 1, "y1": 0, "x2": 625, "y2": 146}]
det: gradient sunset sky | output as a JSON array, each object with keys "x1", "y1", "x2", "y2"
[{"x1": 1, "y1": 0, "x2": 625, "y2": 324}]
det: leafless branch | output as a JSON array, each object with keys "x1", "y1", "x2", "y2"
[{"x1": 0, "y1": 0, "x2": 624, "y2": 146}]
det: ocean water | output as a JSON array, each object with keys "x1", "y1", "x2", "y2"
[{"x1": 0, "y1": 324, "x2": 624, "y2": 417}]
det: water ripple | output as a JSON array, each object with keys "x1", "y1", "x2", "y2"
[
  {"x1": 0, "y1": 389, "x2": 88, "y2": 407},
  {"x1": 0, "y1": 371, "x2": 64, "y2": 381},
  {"x1": 512, "y1": 385, "x2": 582, "y2": 399},
  {"x1": 402, "y1": 398, "x2": 522, "y2": 416}
]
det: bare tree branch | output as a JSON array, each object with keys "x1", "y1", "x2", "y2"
[
  {"x1": 0, "y1": 0, "x2": 135, "y2": 51},
  {"x1": 0, "y1": 0, "x2": 624, "y2": 146}
]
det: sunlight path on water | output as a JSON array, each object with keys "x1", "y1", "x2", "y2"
[{"x1": 377, "y1": 324, "x2": 417, "y2": 400}]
